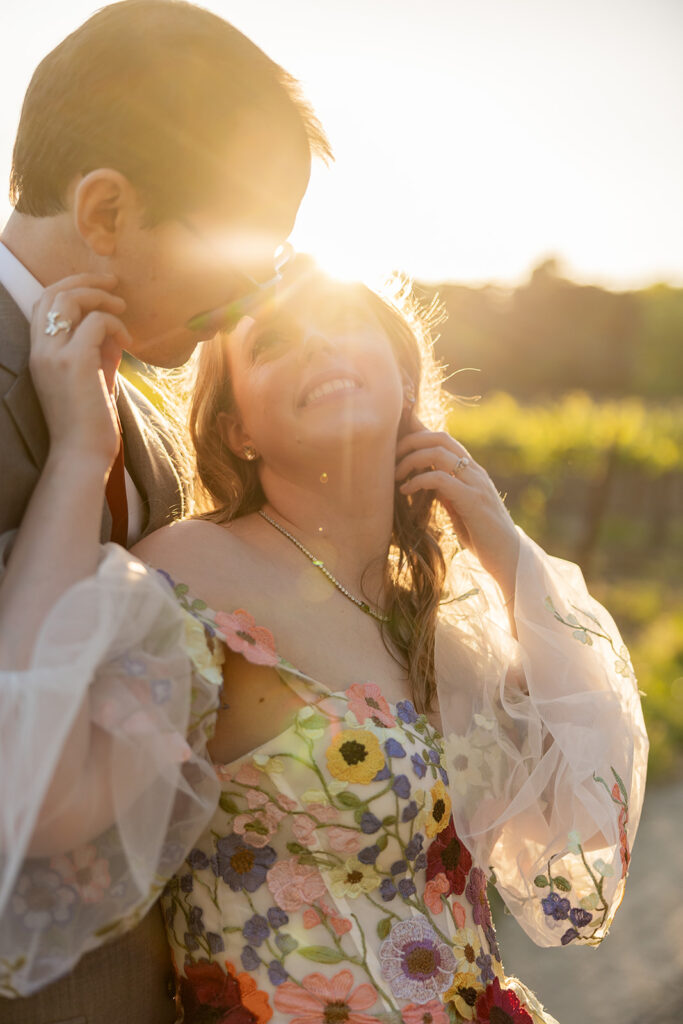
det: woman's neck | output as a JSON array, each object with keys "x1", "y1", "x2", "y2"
[{"x1": 258, "y1": 438, "x2": 397, "y2": 601}]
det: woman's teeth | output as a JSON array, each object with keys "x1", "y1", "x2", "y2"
[{"x1": 302, "y1": 378, "x2": 360, "y2": 407}]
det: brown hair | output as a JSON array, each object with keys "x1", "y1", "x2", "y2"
[
  {"x1": 189, "y1": 259, "x2": 453, "y2": 712},
  {"x1": 10, "y1": 0, "x2": 331, "y2": 222}
]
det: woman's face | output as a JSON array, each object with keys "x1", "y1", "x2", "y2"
[{"x1": 224, "y1": 284, "x2": 407, "y2": 469}]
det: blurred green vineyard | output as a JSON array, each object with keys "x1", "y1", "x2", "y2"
[{"x1": 448, "y1": 392, "x2": 683, "y2": 782}]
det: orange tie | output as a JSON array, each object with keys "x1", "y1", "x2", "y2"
[{"x1": 106, "y1": 409, "x2": 129, "y2": 546}]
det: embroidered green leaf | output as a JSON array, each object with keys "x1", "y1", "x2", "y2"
[
  {"x1": 286, "y1": 842, "x2": 307, "y2": 855},
  {"x1": 219, "y1": 794, "x2": 240, "y2": 815},
  {"x1": 454, "y1": 587, "x2": 480, "y2": 602},
  {"x1": 554, "y1": 876, "x2": 571, "y2": 892},
  {"x1": 376, "y1": 834, "x2": 389, "y2": 851},
  {"x1": 299, "y1": 946, "x2": 346, "y2": 964},
  {"x1": 174, "y1": 583, "x2": 189, "y2": 596},
  {"x1": 354, "y1": 808, "x2": 364, "y2": 824},
  {"x1": 191, "y1": 598, "x2": 207, "y2": 611},
  {"x1": 611, "y1": 767, "x2": 628, "y2": 803},
  {"x1": 382, "y1": 815, "x2": 396, "y2": 827},
  {"x1": 275, "y1": 933, "x2": 298, "y2": 955},
  {"x1": 337, "y1": 791, "x2": 362, "y2": 809},
  {"x1": 377, "y1": 917, "x2": 392, "y2": 940},
  {"x1": 300, "y1": 713, "x2": 329, "y2": 732},
  {"x1": 533, "y1": 875, "x2": 549, "y2": 888}
]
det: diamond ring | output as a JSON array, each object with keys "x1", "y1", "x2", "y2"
[{"x1": 45, "y1": 310, "x2": 73, "y2": 336}]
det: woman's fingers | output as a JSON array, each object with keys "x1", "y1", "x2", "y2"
[
  {"x1": 396, "y1": 427, "x2": 471, "y2": 462},
  {"x1": 395, "y1": 444, "x2": 480, "y2": 482}
]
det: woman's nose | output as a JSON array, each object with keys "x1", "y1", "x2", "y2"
[{"x1": 299, "y1": 329, "x2": 338, "y2": 362}]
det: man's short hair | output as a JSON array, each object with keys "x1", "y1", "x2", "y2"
[{"x1": 10, "y1": 0, "x2": 331, "y2": 222}]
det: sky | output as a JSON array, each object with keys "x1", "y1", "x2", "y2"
[{"x1": 1, "y1": 0, "x2": 682, "y2": 288}]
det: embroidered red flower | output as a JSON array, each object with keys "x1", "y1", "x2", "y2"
[
  {"x1": 179, "y1": 960, "x2": 263, "y2": 1023},
  {"x1": 474, "y1": 977, "x2": 533, "y2": 1024},
  {"x1": 426, "y1": 817, "x2": 472, "y2": 896}
]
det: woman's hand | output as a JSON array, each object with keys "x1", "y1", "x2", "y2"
[
  {"x1": 29, "y1": 273, "x2": 131, "y2": 472},
  {"x1": 396, "y1": 417, "x2": 520, "y2": 600}
]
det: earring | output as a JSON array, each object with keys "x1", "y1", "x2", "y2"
[{"x1": 242, "y1": 444, "x2": 258, "y2": 461}]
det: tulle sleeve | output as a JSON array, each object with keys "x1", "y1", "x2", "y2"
[
  {"x1": 0, "y1": 544, "x2": 221, "y2": 997},
  {"x1": 435, "y1": 527, "x2": 648, "y2": 948}
]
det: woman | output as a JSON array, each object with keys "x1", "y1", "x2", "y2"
[{"x1": 0, "y1": 260, "x2": 647, "y2": 1022}]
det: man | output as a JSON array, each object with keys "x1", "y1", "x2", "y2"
[{"x1": 0, "y1": 2, "x2": 329, "y2": 1020}]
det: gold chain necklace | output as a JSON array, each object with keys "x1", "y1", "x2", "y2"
[{"x1": 258, "y1": 510, "x2": 391, "y2": 623}]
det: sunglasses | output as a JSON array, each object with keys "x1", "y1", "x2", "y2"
[{"x1": 185, "y1": 242, "x2": 295, "y2": 335}]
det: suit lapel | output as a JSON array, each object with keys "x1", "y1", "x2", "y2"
[{"x1": 0, "y1": 286, "x2": 50, "y2": 469}]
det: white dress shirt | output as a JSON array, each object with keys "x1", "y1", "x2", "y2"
[{"x1": 0, "y1": 240, "x2": 144, "y2": 543}]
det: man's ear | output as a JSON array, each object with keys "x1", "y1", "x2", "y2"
[
  {"x1": 216, "y1": 410, "x2": 257, "y2": 461},
  {"x1": 73, "y1": 170, "x2": 137, "y2": 257}
]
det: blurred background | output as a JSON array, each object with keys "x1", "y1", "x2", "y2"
[{"x1": 2, "y1": 1, "x2": 681, "y2": 1021}]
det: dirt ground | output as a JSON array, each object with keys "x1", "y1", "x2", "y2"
[{"x1": 493, "y1": 777, "x2": 683, "y2": 1024}]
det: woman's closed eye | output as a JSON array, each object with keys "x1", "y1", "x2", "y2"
[{"x1": 250, "y1": 327, "x2": 295, "y2": 361}]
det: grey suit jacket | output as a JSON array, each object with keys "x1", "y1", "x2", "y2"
[{"x1": 0, "y1": 283, "x2": 185, "y2": 1023}]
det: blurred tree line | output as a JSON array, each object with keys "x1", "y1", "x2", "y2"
[{"x1": 416, "y1": 258, "x2": 683, "y2": 401}]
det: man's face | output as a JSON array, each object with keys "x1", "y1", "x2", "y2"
[{"x1": 111, "y1": 149, "x2": 310, "y2": 368}]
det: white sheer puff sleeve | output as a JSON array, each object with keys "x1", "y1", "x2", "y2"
[
  {"x1": 435, "y1": 527, "x2": 648, "y2": 949},
  {"x1": 0, "y1": 544, "x2": 221, "y2": 997}
]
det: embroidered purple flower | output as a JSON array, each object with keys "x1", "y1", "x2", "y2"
[
  {"x1": 569, "y1": 907, "x2": 593, "y2": 929},
  {"x1": 405, "y1": 834, "x2": 424, "y2": 861},
  {"x1": 188, "y1": 848, "x2": 210, "y2": 871},
  {"x1": 438, "y1": 766, "x2": 449, "y2": 786},
  {"x1": 358, "y1": 845, "x2": 381, "y2": 864},
  {"x1": 180, "y1": 874, "x2": 193, "y2": 893},
  {"x1": 380, "y1": 879, "x2": 398, "y2": 901},
  {"x1": 541, "y1": 892, "x2": 571, "y2": 920},
  {"x1": 207, "y1": 932, "x2": 225, "y2": 953},
  {"x1": 484, "y1": 923, "x2": 501, "y2": 962},
  {"x1": 379, "y1": 914, "x2": 457, "y2": 1002},
  {"x1": 267, "y1": 906, "x2": 289, "y2": 928},
  {"x1": 385, "y1": 738, "x2": 406, "y2": 758},
  {"x1": 360, "y1": 812, "x2": 382, "y2": 834},
  {"x1": 373, "y1": 763, "x2": 392, "y2": 781},
  {"x1": 414, "y1": 853, "x2": 427, "y2": 872},
  {"x1": 391, "y1": 860, "x2": 408, "y2": 876},
  {"x1": 428, "y1": 749, "x2": 441, "y2": 764},
  {"x1": 392, "y1": 775, "x2": 411, "y2": 799},
  {"x1": 187, "y1": 905, "x2": 205, "y2": 935},
  {"x1": 465, "y1": 867, "x2": 492, "y2": 928},
  {"x1": 11, "y1": 869, "x2": 77, "y2": 930},
  {"x1": 476, "y1": 951, "x2": 495, "y2": 983},
  {"x1": 402, "y1": 801, "x2": 420, "y2": 822},
  {"x1": 215, "y1": 834, "x2": 276, "y2": 892},
  {"x1": 241, "y1": 945, "x2": 260, "y2": 970},
  {"x1": 184, "y1": 931, "x2": 200, "y2": 952},
  {"x1": 398, "y1": 878, "x2": 417, "y2": 898},
  {"x1": 561, "y1": 927, "x2": 579, "y2": 945},
  {"x1": 397, "y1": 700, "x2": 418, "y2": 723},
  {"x1": 411, "y1": 754, "x2": 428, "y2": 779},
  {"x1": 268, "y1": 960, "x2": 288, "y2": 986},
  {"x1": 242, "y1": 913, "x2": 270, "y2": 946}
]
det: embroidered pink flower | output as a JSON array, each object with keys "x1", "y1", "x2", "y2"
[
  {"x1": 327, "y1": 827, "x2": 362, "y2": 855},
  {"x1": 214, "y1": 609, "x2": 279, "y2": 666},
  {"x1": 305, "y1": 803, "x2": 339, "y2": 823},
  {"x1": 292, "y1": 815, "x2": 318, "y2": 849},
  {"x1": 465, "y1": 866, "x2": 492, "y2": 929},
  {"x1": 401, "y1": 999, "x2": 450, "y2": 1024},
  {"x1": 302, "y1": 898, "x2": 352, "y2": 936},
  {"x1": 423, "y1": 872, "x2": 450, "y2": 915},
  {"x1": 234, "y1": 762, "x2": 262, "y2": 786},
  {"x1": 346, "y1": 682, "x2": 395, "y2": 728},
  {"x1": 50, "y1": 845, "x2": 111, "y2": 904},
  {"x1": 273, "y1": 969, "x2": 380, "y2": 1023},
  {"x1": 266, "y1": 858, "x2": 326, "y2": 912},
  {"x1": 234, "y1": 801, "x2": 285, "y2": 849},
  {"x1": 451, "y1": 901, "x2": 466, "y2": 929}
]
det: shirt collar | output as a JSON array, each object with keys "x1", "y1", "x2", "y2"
[{"x1": 0, "y1": 241, "x2": 42, "y2": 320}]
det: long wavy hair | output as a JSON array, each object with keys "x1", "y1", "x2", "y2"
[{"x1": 189, "y1": 259, "x2": 453, "y2": 712}]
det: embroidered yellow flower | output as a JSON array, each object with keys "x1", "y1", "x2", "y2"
[
  {"x1": 443, "y1": 971, "x2": 484, "y2": 1021},
  {"x1": 326, "y1": 728, "x2": 385, "y2": 785},
  {"x1": 452, "y1": 928, "x2": 481, "y2": 973},
  {"x1": 328, "y1": 857, "x2": 381, "y2": 899},
  {"x1": 182, "y1": 612, "x2": 224, "y2": 686},
  {"x1": 425, "y1": 780, "x2": 452, "y2": 838}
]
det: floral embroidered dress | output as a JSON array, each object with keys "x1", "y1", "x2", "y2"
[{"x1": 0, "y1": 529, "x2": 648, "y2": 1021}]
